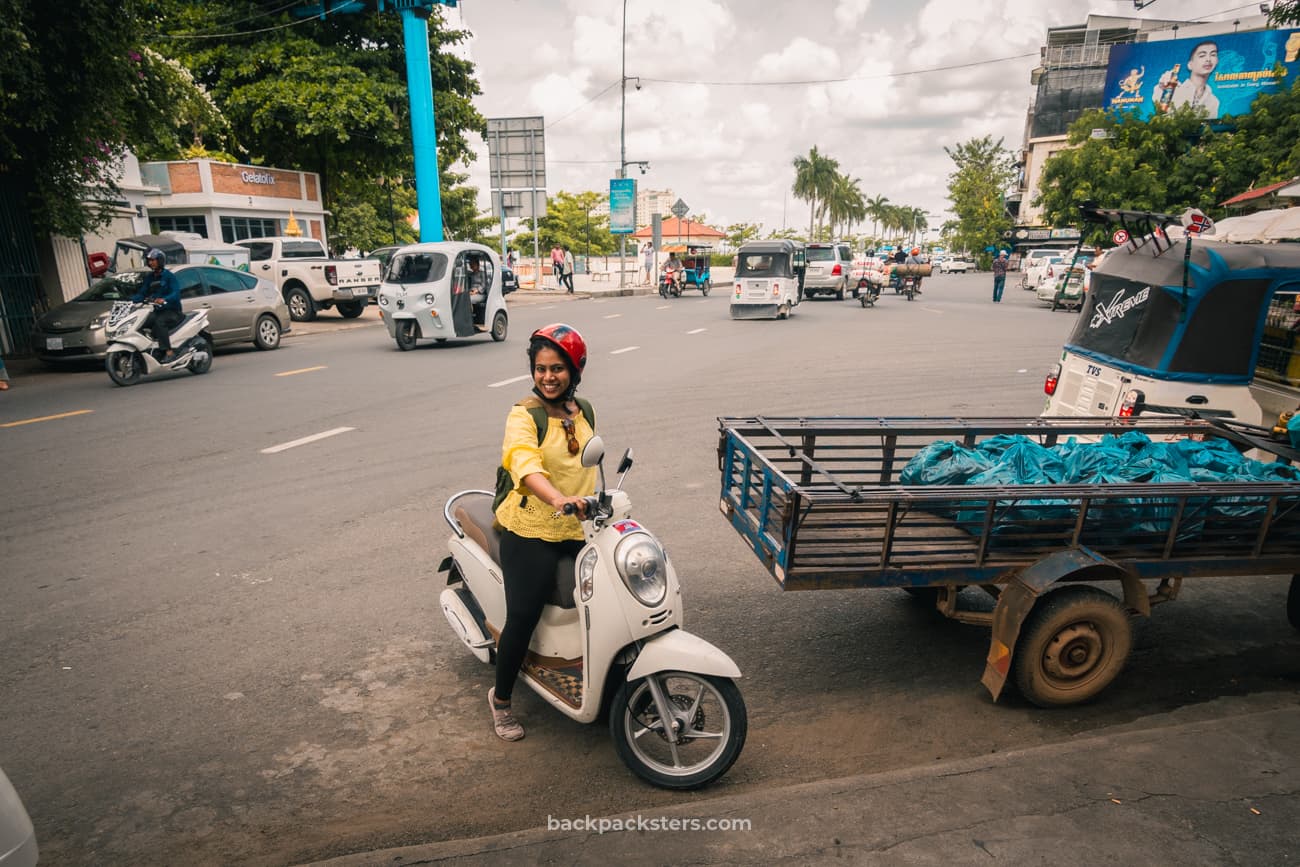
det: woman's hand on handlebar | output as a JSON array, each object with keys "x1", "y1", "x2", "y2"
[{"x1": 556, "y1": 496, "x2": 589, "y2": 518}]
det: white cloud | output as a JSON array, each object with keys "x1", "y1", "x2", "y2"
[{"x1": 457, "y1": 0, "x2": 1254, "y2": 238}]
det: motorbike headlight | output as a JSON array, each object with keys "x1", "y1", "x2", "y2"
[
  {"x1": 614, "y1": 534, "x2": 667, "y2": 608},
  {"x1": 578, "y1": 548, "x2": 598, "y2": 602}
]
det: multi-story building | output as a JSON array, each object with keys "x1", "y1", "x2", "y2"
[
  {"x1": 590, "y1": 187, "x2": 676, "y2": 228},
  {"x1": 1013, "y1": 12, "x2": 1272, "y2": 229}
]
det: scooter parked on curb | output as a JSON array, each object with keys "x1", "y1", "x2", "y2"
[
  {"x1": 438, "y1": 436, "x2": 747, "y2": 790},
  {"x1": 103, "y1": 301, "x2": 213, "y2": 386}
]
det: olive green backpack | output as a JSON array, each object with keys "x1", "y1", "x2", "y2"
[{"x1": 492, "y1": 396, "x2": 595, "y2": 513}]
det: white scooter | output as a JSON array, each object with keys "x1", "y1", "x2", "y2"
[
  {"x1": 104, "y1": 301, "x2": 213, "y2": 386},
  {"x1": 439, "y1": 437, "x2": 747, "y2": 790}
]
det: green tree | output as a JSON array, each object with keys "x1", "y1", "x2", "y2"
[
  {"x1": 791, "y1": 146, "x2": 839, "y2": 240},
  {"x1": 511, "y1": 191, "x2": 616, "y2": 256},
  {"x1": 865, "y1": 195, "x2": 890, "y2": 242},
  {"x1": 163, "y1": 2, "x2": 487, "y2": 243},
  {"x1": 945, "y1": 135, "x2": 1016, "y2": 258},
  {"x1": 725, "y1": 222, "x2": 763, "y2": 251},
  {"x1": 1034, "y1": 107, "x2": 1224, "y2": 242},
  {"x1": 825, "y1": 174, "x2": 866, "y2": 239},
  {"x1": 0, "y1": 1, "x2": 229, "y2": 236}
]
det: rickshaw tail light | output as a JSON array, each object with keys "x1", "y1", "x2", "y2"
[
  {"x1": 1119, "y1": 389, "x2": 1144, "y2": 418},
  {"x1": 1044, "y1": 364, "x2": 1060, "y2": 396},
  {"x1": 772, "y1": 284, "x2": 780, "y2": 296}
]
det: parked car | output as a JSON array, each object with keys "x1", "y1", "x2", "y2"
[
  {"x1": 1036, "y1": 254, "x2": 1095, "y2": 309},
  {"x1": 29, "y1": 265, "x2": 290, "y2": 365},
  {"x1": 365, "y1": 245, "x2": 402, "y2": 272},
  {"x1": 501, "y1": 266, "x2": 520, "y2": 293},
  {"x1": 802, "y1": 242, "x2": 854, "y2": 299},
  {"x1": 0, "y1": 766, "x2": 38, "y2": 867},
  {"x1": 1019, "y1": 247, "x2": 1074, "y2": 287},
  {"x1": 1022, "y1": 254, "x2": 1067, "y2": 293},
  {"x1": 939, "y1": 256, "x2": 975, "y2": 273}
]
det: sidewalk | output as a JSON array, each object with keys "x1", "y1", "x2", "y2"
[{"x1": 303, "y1": 695, "x2": 1299, "y2": 866}]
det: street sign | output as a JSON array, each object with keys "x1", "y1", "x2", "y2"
[
  {"x1": 610, "y1": 178, "x2": 637, "y2": 234},
  {"x1": 486, "y1": 117, "x2": 546, "y2": 191},
  {"x1": 1112, "y1": 229, "x2": 1130, "y2": 245},
  {"x1": 491, "y1": 190, "x2": 547, "y2": 220},
  {"x1": 671, "y1": 198, "x2": 689, "y2": 219}
]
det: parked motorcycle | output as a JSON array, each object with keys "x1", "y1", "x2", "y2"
[
  {"x1": 104, "y1": 301, "x2": 213, "y2": 386},
  {"x1": 439, "y1": 436, "x2": 747, "y2": 790}
]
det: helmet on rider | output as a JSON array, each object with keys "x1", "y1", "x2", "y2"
[
  {"x1": 910, "y1": 247, "x2": 921, "y2": 256},
  {"x1": 145, "y1": 248, "x2": 166, "y2": 266},
  {"x1": 528, "y1": 323, "x2": 588, "y2": 392}
]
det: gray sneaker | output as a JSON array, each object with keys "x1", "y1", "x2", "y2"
[{"x1": 488, "y1": 688, "x2": 524, "y2": 741}]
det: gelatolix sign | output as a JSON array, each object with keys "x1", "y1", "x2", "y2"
[
  {"x1": 1103, "y1": 29, "x2": 1300, "y2": 122},
  {"x1": 240, "y1": 170, "x2": 277, "y2": 186}
]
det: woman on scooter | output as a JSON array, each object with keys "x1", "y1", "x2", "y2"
[{"x1": 489, "y1": 323, "x2": 596, "y2": 741}]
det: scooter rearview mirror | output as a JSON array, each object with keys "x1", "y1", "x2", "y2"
[
  {"x1": 616, "y1": 450, "x2": 632, "y2": 474},
  {"x1": 581, "y1": 435, "x2": 606, "y2": 468}
]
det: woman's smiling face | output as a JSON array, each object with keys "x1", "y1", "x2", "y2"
[{"x1": 532, "y1": 346, "x2": 571, "y2": 400}]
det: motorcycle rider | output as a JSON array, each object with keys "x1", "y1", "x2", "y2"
[
  {"x1": 905, "y1": 246, "x2": 925, "y2": 295},
  {"x1": 489, "y1": 324, "x2": 596, "y2": 741},
  {"x1": 131, "y1": 248, "x2": 183, "y2": 361},
  {"x1": 663, "y1": 251, "x2": 684, "y2": 291}
]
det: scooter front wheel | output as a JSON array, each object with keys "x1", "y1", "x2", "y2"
[
  {"x1": 106, "y1": 349, "x2": 143, "y2": 386},
  {"x1": 609, "y1": 671, "x2": 746, "y2": 790},
  {"x1": 395, "y1": 320, "x2": 418, "y2": 351}
]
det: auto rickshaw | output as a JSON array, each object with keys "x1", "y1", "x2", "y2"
[
  {"x1": 377, "y1": 242, "x2": 514, "y2": 350},
  {"x1": 1043, "y1": 205, "x2": 1300, "y2": 424},
  {"x1": 661, "y1": 244, "x2": 713, "y2": 295}
]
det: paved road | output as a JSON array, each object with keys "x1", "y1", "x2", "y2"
[{"x1": 2, "y1": 273, "x2": 1297, "y2": 865}]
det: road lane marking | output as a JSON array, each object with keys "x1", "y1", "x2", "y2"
[
  {"x1": 261, "y1": 427, "x2": 356, "y2": 454},
  {"x1": 921, "y1": 306, "x2": 943, "y2": 314},
  {"x1": 489, "y1": 374, "x2": 531, "y2": 388},
  {"x1": 603, "y1": 313, "x2": 622, "y2": 319},
  {"x1": 656, "y1": 305, "x2": 671, "y2": 310},
  {"x1": 686, "y1": 328, "x2": 707, "y2": 335},
  {"x1": 1, "y1": 409, "x2": 94, "y2": 428},
  {"x1": 610, "y1": 346, "x2": 640, "y2": 355},
  {"x1": 276, "y1": 366, "x2": 327, "y2": 377}
]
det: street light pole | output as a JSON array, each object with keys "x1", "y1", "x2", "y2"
[{"x1": 618, "y1": 0, "x2": 627, "y2": 288}]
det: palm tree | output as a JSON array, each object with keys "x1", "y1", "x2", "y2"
[
  {"x1": 866, "y1": 195, "x2": 889, "y2": 244},
  {"x1": 791, "y1": 146, "x2": 839, "y2": 241},
  {"x1": 826, "y1": 173, "x2": 866, "y2": 239}
]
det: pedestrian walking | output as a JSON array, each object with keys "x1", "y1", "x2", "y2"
[
  {"x1": 550, "y1": 246, "x2": 563, "y2": 289},
  {"x1": 991, "y1": 250, "x2": 1009, "y2": 303},
  {"x1": 561, "y1": 247, "x2": 575, "y2": 294},
  {"x1": 641, "y1": 242, "x2": 654, "y2": 286}
]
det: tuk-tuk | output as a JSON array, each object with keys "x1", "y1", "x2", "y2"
[
  {"x1": 1043, "y1": 206, "x2": 1300, "y2": 425},
  {"x1": 661, "y1": 244, "x2": 713, "y2": 294},
  {"x1": 731, "y1": 240, "x2": 804, "y2": 320},
  {"x1": 377, "y1": 242, "x2": 513, "y2": 350}
]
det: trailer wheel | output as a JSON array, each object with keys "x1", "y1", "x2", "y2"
[
  {"x1": 1288, "y1": 575, "x2": 1300, "y2": 631},
  {"x1": 1013, "y1": 585, "x2": 1132, "y2": 708}
]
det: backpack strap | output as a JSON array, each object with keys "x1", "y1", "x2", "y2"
[{"x1": 516, "y1": 395, "x2": 594, "y2": 446}]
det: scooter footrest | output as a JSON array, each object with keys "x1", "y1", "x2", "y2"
[{"x1": 524, "y1": 656, "x2": 584, "y2": 709}]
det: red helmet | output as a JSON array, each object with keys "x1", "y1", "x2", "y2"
[
  {"x1": 529, "y1": 323, "x2": 588, "y2": 377},
  {"x1": 910, "y1": 247, "x2": 921, "y2": 256}
]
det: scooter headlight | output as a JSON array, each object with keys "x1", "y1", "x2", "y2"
[
  {"x1": 614, "y1": 534, "x2": 667, "y2": 607},
  {"x1": 578, "y1": 548, "x2": 598, "y2": 602}
]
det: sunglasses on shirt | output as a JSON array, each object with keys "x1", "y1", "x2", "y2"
[{"x1": 560, "y1": 417, "x2": 579, "y2": 455}]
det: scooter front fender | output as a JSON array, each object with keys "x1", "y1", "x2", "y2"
[
  {"x1": 627, "y1": 629, "x2": 741, "y2": 681},
  {"x1": 107, "y1": 335, "x2": 151, "y2": 353}
]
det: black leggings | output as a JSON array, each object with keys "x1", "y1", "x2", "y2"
[
  {"x1": 494, "y1": 529, "x2": 585, "y2": 702},
  {"x1": 144, "y1": 308, "x2": 183, "y2": 352}
]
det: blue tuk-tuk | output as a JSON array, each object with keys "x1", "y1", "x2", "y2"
[{"x1": 668, "y1": 244, "x2": 713, "y2": 294}]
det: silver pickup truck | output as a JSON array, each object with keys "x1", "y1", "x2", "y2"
[{"x1": 235, "y1": 237, "x2": 382, "y2": 321}]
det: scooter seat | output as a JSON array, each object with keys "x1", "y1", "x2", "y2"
[{"x1": 454, "y1": 495, "x2": 576, "y2": 609}]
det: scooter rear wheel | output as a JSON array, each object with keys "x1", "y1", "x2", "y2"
[
  {"x1": 609, "y1": 671, "x2": 747, "y2": 790},
  {"x1": 106, "y1": 350, "x2": 143, "y2": 386}
]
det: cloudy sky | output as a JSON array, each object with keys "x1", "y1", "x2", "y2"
[{"x1": 447, "y1": 0, "x2": 1264, "y2": 237}]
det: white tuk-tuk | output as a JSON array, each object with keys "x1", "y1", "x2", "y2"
[
  {"x1": 377, "y1": 242, "x2": 513, "y2": 350},
  {"x1": 1043, "y1": 206, "x2": 1300, "y2": 425},
  {"x1": 731, "y1": 240, "x2": 806, "y2": 320}
]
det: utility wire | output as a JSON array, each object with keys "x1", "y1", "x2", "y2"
[
  {"x1": 162, "y1": 6, "x2": 344, "y2": 40},
  {"x1": 638, "y1": 52, "x2": 1038, "y2": 87},
  {"x1": 545, "y1": 79, "x2": 621, "y2": 129}
]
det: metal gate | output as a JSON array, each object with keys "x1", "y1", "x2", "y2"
[{"x1": 0, "y1": 179, "x2": 43, "y2": 355}]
